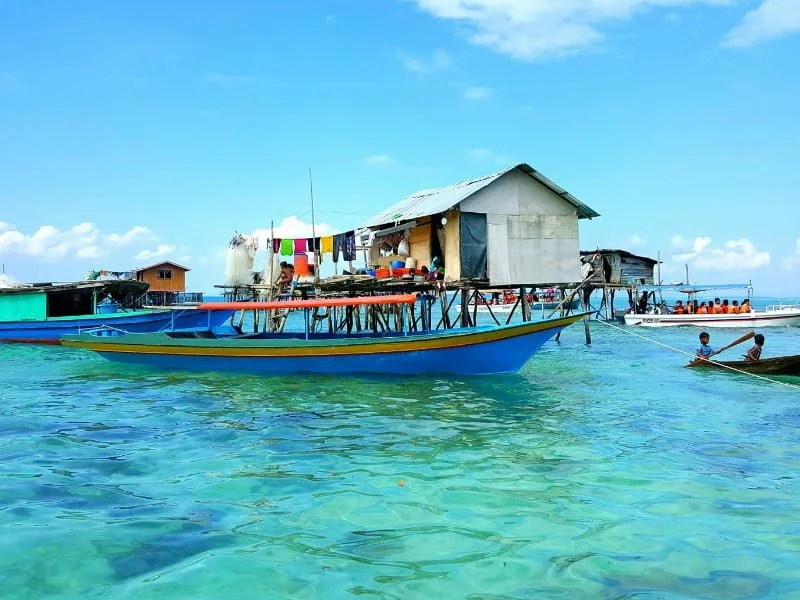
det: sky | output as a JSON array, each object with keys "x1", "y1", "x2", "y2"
[{"x1": 1, "y1": 0, "x2": 799, "y2": 295}]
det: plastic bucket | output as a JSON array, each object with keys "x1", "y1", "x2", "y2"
[
  {"x1": 390, "y1": 260, "x2": 405, "y2": 269},
  {"x1": 294, "y1": 253, "x2": 310, "y2": 276}
]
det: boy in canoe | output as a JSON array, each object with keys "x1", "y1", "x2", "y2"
[
  {"x1": 744, "y1": 333, "x2": 765, "y2": 361},
  {"x1": 696, "y1": 331, "x2": 715, "y2": 360}
]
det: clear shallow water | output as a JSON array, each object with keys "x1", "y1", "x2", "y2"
[{"x1": 2, "y1": 316, "x2": 800, "y2": 599}]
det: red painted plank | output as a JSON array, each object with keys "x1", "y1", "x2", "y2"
[{"x1": 199, "y1": 293, "x2": 418, "y2": 311}]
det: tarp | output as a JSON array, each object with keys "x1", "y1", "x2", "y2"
[{"x1": 459, "y1": 212, "x2": 487, "y2": 279}]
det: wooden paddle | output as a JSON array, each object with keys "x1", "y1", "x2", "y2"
[{"x1": 686, "y1": 331, "x2": 755, "y2": 367}]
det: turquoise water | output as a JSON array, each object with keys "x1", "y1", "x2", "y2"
[{"x1": 2, "y1": 311, "x2": 800, "y2": 598}]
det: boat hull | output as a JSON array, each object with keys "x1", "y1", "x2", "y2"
[
  {"x1": 688, "y1": 354, "x2": 800, "y2": 376},
  {"x1": 61, "y1": 313, "x2": 589, "y2": 375},
  {"x1": 623, "y1": 309, "x2": 800, "y2": 328},
  {"x1": 0, "y1": 308, "x2": 235, "y2": 344}
]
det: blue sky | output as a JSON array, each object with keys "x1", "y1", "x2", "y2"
[{"x1": 1, "y1": 0, "x2": 799, "y2": 295}]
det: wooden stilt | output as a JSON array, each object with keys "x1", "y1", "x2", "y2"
[{"x1": 520, "y1": 286, "x2": 531, "y2": 322}]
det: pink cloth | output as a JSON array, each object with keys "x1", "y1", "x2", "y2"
[{"x1": 294, "y1": 238, "x2": 307, "y2": 252}]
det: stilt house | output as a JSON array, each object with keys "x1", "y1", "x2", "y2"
[{"x1": 360, "y1": 163, "x2": 599, "y2": 286}]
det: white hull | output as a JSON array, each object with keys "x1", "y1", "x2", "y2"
[
  {"x1": 457, "y1": 299, "x2": 580, "y2": 315},
  {"x1": 457, "y1": 304, "x2": 516, "y2": 314},
  {"x1": 623, "y1": 306, "x2": 800, "y2": 328}
]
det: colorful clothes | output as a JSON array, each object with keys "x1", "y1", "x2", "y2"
[
  {"x1": 272, "y1": 238, "x2": 281, "y2": 254},
  {"x1": 332, "y1": 231, "x2": 356, "y2": 263},
  {"x1": 320, "y1": 236, "x2": 334, "y2": 254},
  {"x1": 279, "y1": 238, "x2": 294, "y2": 256},
  {"x1": 294, "y1": 238, "x2": 307, "y2": 253}
]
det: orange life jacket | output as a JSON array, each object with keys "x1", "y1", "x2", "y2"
[{"x1": 697, "y1": 306, "x2": 708, "y2": 314}]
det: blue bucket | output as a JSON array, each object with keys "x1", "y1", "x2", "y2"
[
  {"x1": 390, "y1": 260, "x2": 405, "y2": 269},
  {"x1": 97, "y1": 302, "x2": 119, "y2": 314}
]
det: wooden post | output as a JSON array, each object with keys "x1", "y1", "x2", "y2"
[
  {"x1": 460, "y1": 289, "x2": 470, "y2": 327},
  {"x1": 520, "y1": 286, "x2": 531, "y2": 322},
  {"x1": 471, "y1": 287, "x2": 479, "y2": 328},
  {"x1": 584, "y1": 316, "x2": 592, "y2": 344}
]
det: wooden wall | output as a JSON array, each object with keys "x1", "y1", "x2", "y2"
[{"x1": 137, "y1": 265, "x2": 187, "y2": 292}]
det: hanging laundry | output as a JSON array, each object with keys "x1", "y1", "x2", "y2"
[
  {"x1": 294, "y1": 238, "x2": 307, "y2": 253},
  {"x1": 279, "y1": 238, "x2": 294, "y2": 256},
  {"x1": 342, "y1": 231, "x2": 356, "y2": 262},
  {"x1": 272, "y1": 238, "x2": 281, "y2": 254},
  {"x1": 306, "y1": 237, "x2": 321, "y2": 252},
  {"x1": 320, "y1": 235, "x2": 334, "y2": 255},
  {"x1": 332, "y1": 233, "x2": 345, "y2": 263}
]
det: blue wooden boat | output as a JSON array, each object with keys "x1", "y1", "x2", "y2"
[
  {"x1": 0, "y1": 281, "x2": 235, "y2": 344},
  {"x1": 61, "y1": 294, "x2": 589, "y2": 375}
]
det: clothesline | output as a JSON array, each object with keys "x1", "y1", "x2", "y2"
[{"x1": 271, "y1": 231, "x2": 357, "y2": 263}]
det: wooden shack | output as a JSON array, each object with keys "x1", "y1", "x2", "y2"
[
  {"x1": 135, "y1": 261, "x2": 188, "y2": 292},
  {"x1": 579, "y1": 250, "x2": 658, "y2": 286},
  {"x1": 360, "y1": 163, "x2": 599, "y2": 287},
  {"x1": 134, "y1": 261, "x2": 202, "y2": 305}
]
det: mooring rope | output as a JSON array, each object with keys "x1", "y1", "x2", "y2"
[{"x1": 596, "y1": 319, "x2": 800, "y2": 391}]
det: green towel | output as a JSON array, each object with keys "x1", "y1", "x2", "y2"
[{"x1": 280, "y1": 238, "x2": 294, "y2": 256}]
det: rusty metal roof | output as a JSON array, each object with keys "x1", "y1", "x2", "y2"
[{"x1": 359, "y1": 163, "x2": 599, "y2": 229}]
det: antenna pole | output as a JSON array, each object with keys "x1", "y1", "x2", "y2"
[
  {"x1": 657, "y1": 251, "x2": 662, "y2": 285},
  {"x1": 685, "y1": 263, "x2": 689, "y2": 285},
  {"x1": 308, "y1": 168, "x2": 320, "y2": 282}
]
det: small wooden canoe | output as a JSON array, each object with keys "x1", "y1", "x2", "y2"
[{"x1": 687, "y1": 354, "x2": 800, "y2": 376}]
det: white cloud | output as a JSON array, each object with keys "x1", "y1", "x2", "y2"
[
  {"x1": 670, "y1": 234, "x2": 690, "y2": 250},
  {"x1": 363, "y1": 154, "x2": 395, "y2": 165},
  {"x1": 781, "y1": 238, "x2": 800, "y2": 270},
  {"x1": 0, "y1": 221, "x2": 11, "y2": 231},
  {"x1": 396, "y1": 48, "x2": 453, "y2": 73},
  {"x1": 251, "y1": 216, "x2": 336, "y2": 249},
  {"x1": 723, "y1": 0, "x2": 800, "y2": 47},
  {"x1": 0, "y1": 222, "x2": 152, "y2": 260},
  {"x1": 671, "y1": 237, "x2": 770, "y2": 271},
  {"x1": 198, "y1": 73, "x2": 257, "y2": 85},
  {"x1": 107, "y1": 226, "x2": 151, "y2": 246},
  {"x1": 413, "y1": 0, "x2": 729, "y2": 60},
  {"x1": 135, "y1": 244, "x2": 177, "y2": 261},
  {"x1": 629, "y1": 234, "x2": 646, "y2": 248},
  {"x1": 464, "y1": 86, "x2": 492, "y2": 100}
]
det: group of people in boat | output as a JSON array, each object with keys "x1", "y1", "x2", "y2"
[
  {"x1": 696, "y1": 331, "x2": 765, "y2": 361},
  {"x1": 673, "y1": 297, "x2": 752, "y2": 315},
  {"x1": 637, "y1": 292, "x2": 753, "y2": 315}
]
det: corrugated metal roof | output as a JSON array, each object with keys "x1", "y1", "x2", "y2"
[{"x1": 359, "y1": 163, "x2": 599, "y2": 229}]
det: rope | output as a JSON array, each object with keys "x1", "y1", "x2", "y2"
[{"x1": 597, "y1": 319, "x2": 800, "y2": 391}]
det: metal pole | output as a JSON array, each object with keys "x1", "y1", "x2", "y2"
[
  {"x1": 309, "y1": 168, "x2": 320, "y2": 283},
  {"x1": 657, "y1": 250, "x2": 662, "y2": 285}
]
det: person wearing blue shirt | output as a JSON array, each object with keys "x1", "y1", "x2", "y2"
[{"x1": 696, "y1": 331, "x2": 715, "y2": 359}]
